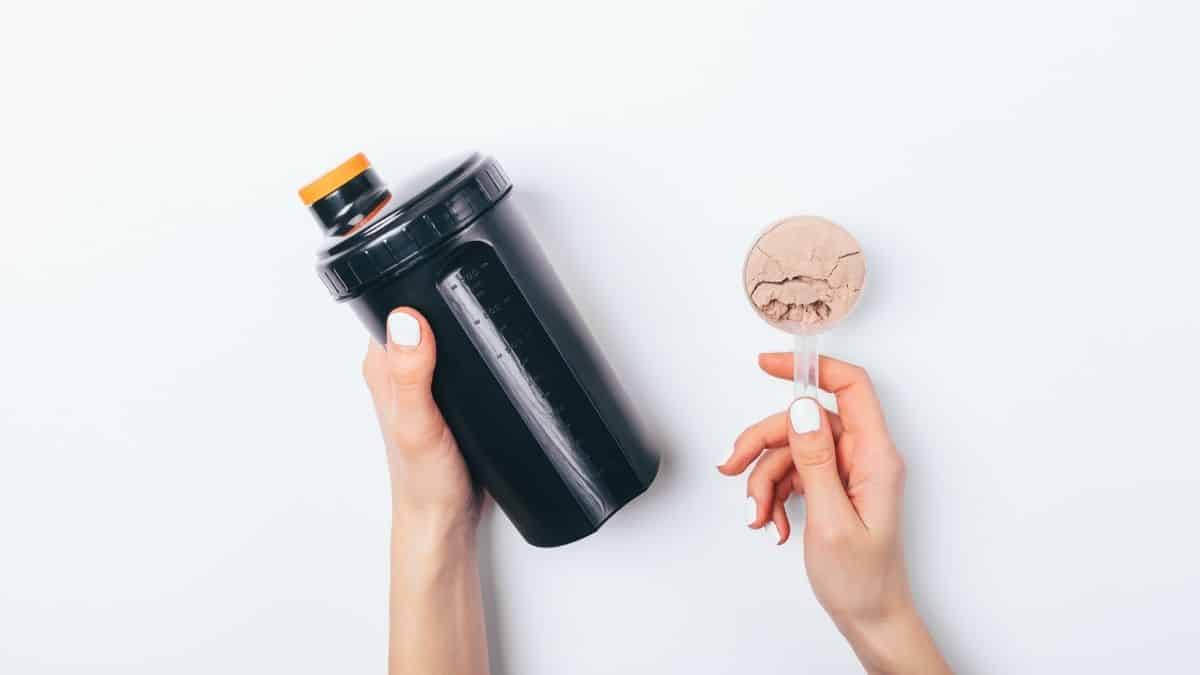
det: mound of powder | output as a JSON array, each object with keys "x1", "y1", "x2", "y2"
[{"x1": 743, "y1": 216, "x2": 866, "y2": 329}]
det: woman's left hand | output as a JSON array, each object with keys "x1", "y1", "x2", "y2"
[{"x1": 362, "y1": 307, "x2": 480, "y2": 542}]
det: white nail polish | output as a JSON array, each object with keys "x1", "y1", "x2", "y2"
[
  {"x1": 745, "y1": 496, "x2": 757, "y2": 527},
  {"x1": 765, "y1": 522, "x2": 779, "y2": 543},
  {"x1": 789, "y1": 398, "x2": 821, "y2": 434},
  {"x1": 388, "y1": 313, "x2": 421, "y2": 348}
]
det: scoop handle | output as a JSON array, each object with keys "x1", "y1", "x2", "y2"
[{"x1": 794, "y1": 333, "x2": 820, "y2": 400}]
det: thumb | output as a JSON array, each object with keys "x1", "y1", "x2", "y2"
[
  {"x1": 381, "y1": 308, "x2": 445, "y2": 448},
  {"x1": 787, "y1": 398, "x2": 859, "y2": 530}
]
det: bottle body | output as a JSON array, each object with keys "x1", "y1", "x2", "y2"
[{"x1": 338, "y1": 188, "x2": 657, "y2": 546}]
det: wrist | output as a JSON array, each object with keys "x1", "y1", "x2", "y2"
[
  {"x1": 840, "y1": 603, "x2": 949, "y2": 675},
  {"x1": 390, "y1": 505, "x2": 478, "y2": 580}
]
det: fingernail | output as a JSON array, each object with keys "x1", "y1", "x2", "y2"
[
  {"x1": 765, "y1": 522, "x2": 779, "y2": 543},
  {"x1": 789, "y1": 398, "x2": 821, "y2": 434},
  {"x1": 745, "y1": 496, "x2": 758, "y2": 527},
  {"x1": 388, "y1": 313, "x2": 421, "y2": 348}
]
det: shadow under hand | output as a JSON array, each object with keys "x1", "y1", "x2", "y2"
[{"x1": 478, "y1": 508, "x2": 512, "y2": 675}]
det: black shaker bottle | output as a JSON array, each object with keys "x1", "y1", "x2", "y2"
[{"x1": 297, "y1": 152, "x2": 658, "y2": 547}]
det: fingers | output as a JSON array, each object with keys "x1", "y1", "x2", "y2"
[
  {"x1": 722, "y1": 408, "x2": 840, "y2": 546},
  {"x1": 720, "y1": 410, "x2": 844, "y2": 476},
  {"x1": 746, "y1": 447, "x2": 794, "y2": 528},
  {"x1": 787, "y1": 397, "x2": 861, "y2": 533},
  {"x1": 361, "y1": 308, "x2": 447, "y2": 451},
  {"x1": 770, "y1": 499, "x2": 790, "y2": 545},
  {"x1": 362, "y1": 339, "x2": 391, "y2": 412},
  {"x1": 770, "y1": 475, "x2": 797, "y2": 545},
  {"x1": 759, "y1": 353, "x2": 888, "y2": 437},
  {"x1": 826, "y1": 410, "x2": 844, "y2": 440},
  {"x1": 720, "y1": 412, "x2": 788, "y2": 475}
]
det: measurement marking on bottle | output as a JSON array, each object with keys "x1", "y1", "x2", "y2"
[{"x1": 437, "y1": 260, "x2": 612, "y2": 522}]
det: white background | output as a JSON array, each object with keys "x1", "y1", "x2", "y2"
[{"x1": 2, "y1": 1, "x2": 1198, "y2": 672}]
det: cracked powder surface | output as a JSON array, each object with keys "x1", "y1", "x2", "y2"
[{"x1": 743, "y1": 216, "x2": 866, "y2": 330}]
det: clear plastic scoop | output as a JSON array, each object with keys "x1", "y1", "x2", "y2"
[
  {"x1": 742, "y1": 216, "x2": 867, "y2": 400},
  {"x1": 793, "y1": 333, "x2": 821, "y2": 400}
]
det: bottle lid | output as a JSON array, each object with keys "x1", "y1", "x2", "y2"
[
  {"x1": 298, "y1": 153, "x2": 371, "y2": 206},
  {"x1": 312, "y1": 152, "x2": 512, "y2": 300}
]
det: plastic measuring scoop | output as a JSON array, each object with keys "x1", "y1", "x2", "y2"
[{"x1": 742, "y1": 216, "x2": 867, "y2": 400}]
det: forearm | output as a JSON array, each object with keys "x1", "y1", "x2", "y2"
[
  {"x1": 388, "y1": 513, "x2": 489, "y2": 675},
  {"x1": 841, "y1": 605, "x2": 951, "y2": 675}
]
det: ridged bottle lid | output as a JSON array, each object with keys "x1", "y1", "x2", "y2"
[{"x1": 313, "y1": 153, "x2": 511, "y2": 300}]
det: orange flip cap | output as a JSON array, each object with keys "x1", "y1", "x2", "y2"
[{"x1": 298, "y1": 153, "x2": 371, "y2": 205}]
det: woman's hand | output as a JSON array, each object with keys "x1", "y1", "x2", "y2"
[
  {"x1": 362, "y1": 308, "x2": 480, "y2": 540},
  {"x1": 719, "y1": 354, "x2": 950, "y2": 675},
  {"x1": 362, "y1": 308, "x2": 489, "y2": 675}
]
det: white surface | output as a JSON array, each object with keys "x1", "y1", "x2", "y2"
[{"x1": 2, "y1": 1, "x2": 1199, "y2": 672}]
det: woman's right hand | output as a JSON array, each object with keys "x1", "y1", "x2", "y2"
[{"x1": 719, "y1": 355, "x2": 951, "y2": 675}]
